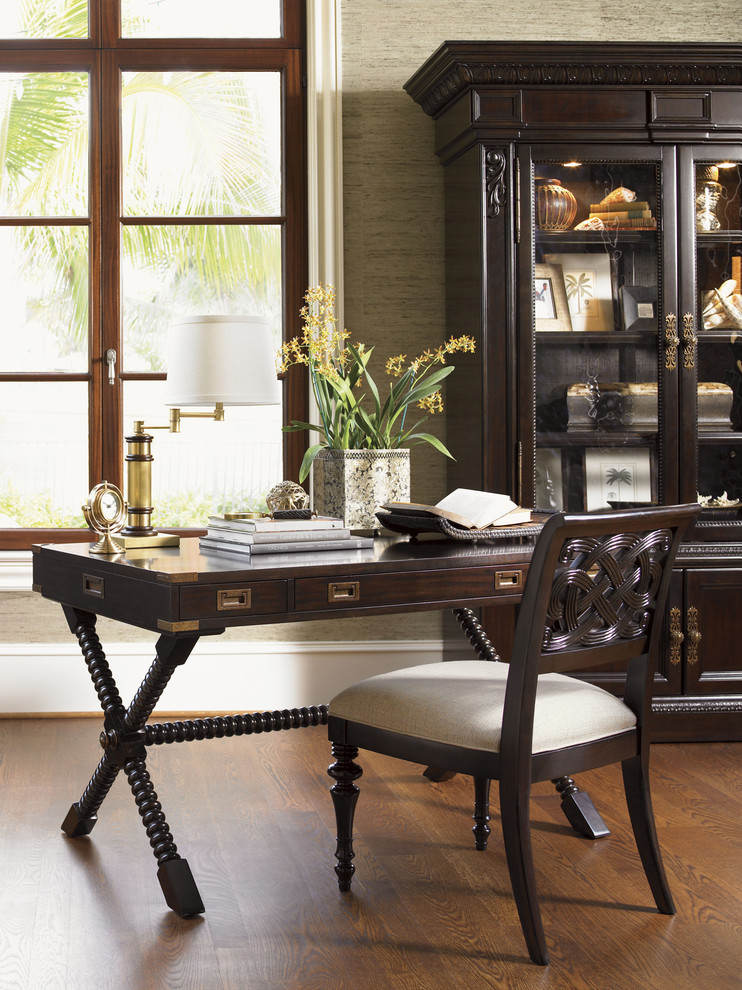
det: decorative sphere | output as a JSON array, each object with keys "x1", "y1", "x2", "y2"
[{"x1": 266, "y1": 480, "x2": 310, "y2": 514}]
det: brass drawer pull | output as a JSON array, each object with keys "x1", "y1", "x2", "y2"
[
  {"x1": 682, "y1": 313, "x2": 697, "y2": 371},
  {"x1": 217, "y1": 588, "x2": 252, "y2": 611},
  {"x1": 328, "y1": 581, "x2": 360, "y2": 603},
  {"x1": 669, "y1": 606, "x2": 684, "y2": 665},
  {"x1": 495, "y1": 570, "x2": 522, "y2": 590},
  {"x1": 82, "y1": 574, "x2": 105, "y2": 598},
  {"x1": 686, "y1": 605, "x2": 701, "y2": 665},
  {"x1": 665, "y1": 313, "x2": 679, "y2": 371}
]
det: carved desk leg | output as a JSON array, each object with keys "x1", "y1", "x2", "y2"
[
  {"x1": 60, "y1": 607, "x2": 127, "y2": 837},
  {"x1": 60, "y1": 607, "x2": 204, "y2": 917}
]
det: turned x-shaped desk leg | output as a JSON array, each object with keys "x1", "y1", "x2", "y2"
[
  {"x1": 422, "y1": 608, "x2": 611, "y2": 841},
  {"x1": 60, "y1": 605, "x2": 205, "y2": 916},
  {"x1": 59, "y1": 606, "x2": 328, "y2": 917}
]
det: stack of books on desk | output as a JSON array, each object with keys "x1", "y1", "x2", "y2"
[{"x1": 199, "y1": 514, "x2": 374, "y2": 556}]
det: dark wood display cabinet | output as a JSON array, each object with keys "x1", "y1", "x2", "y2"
[{"x1": 406, "y1": 42, "x2": 742, "y2": 740}]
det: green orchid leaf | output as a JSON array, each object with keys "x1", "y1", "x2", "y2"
[
  {"x1": 298, "y1": 443, "x2": 328, "y2": 483},
  {"x1": 282, "y1": 420, "x2": 326, "y2": 435},
  {"x1": 404, "y1": 431, "x2": 454, "y2": 458}
]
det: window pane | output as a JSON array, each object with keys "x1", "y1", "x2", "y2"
[
  {"x1": 0, "y1": 71, "x2": 89, "y2": 217},
  {"x1": 121, "y1": 71, "x2": 280, "y2": 217},
  {"x1": 123, "y1": 381, "x2": 283, "y2": 526},
  {"x1": 0, "y1": 226, "x2": 88, "y2": 372},
  {"x1": 0, "y1": 2, "x2": 88, "y2": 40},
  {"x1": 121, "y1": 0, "x2": 281, "y2": 39},
  {"x1": 122, "y1": 223, "x2": 281, "y2": 372},
  {"x1": 0, "y1": 383, "x2": 87, "y2": 527}
]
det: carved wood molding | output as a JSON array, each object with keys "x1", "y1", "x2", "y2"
[
  {"x1": 653, "y1": 698, "x2": 742, "y2": 714},
  {"x1": 405, "y1": 44, "x2": 742, "y2": 116},
  {"x1": 485, "y1": 150, "x2": 506, "y2": 218}
]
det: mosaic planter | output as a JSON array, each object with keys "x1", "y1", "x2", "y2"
[{"x1": 312, "y1": 448, "x2": 410, "y2": 531}]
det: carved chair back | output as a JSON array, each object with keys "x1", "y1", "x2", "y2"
[{"x1": 501, "y1": 504, "x2": 700, "y2": 761}]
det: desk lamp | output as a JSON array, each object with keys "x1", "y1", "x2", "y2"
[{"x1": 120, "y1": 315, "x2": 281, "y2": 548}]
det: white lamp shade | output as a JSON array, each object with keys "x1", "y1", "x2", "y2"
[{"x1": 165, "y1": 315, "x2": 281, "y2": 407}]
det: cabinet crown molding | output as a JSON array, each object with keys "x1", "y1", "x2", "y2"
[{"x1": 405, "y1": 42, "x2": 742, "y2": 116}]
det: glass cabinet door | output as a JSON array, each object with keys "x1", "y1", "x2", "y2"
[
  {"x1": 689, "y1": 152, "x2": 742, "y2": 532},
  {"x1": 524, "y1": 150, "x2": 673, "y2": 514}
]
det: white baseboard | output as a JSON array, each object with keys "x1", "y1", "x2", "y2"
[{"x1": 0, "y1": 639, "x2": 449, "y2": 715}]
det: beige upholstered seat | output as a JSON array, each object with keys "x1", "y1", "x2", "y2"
[
  {"x1": 330, "y1": 660, "x2": 637, "y2": 755},
  {"x1": 326, "y1": 504, "x2": 700, "y2": 965}
]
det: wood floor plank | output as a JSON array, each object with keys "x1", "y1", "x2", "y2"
[{"x1": 1, "y1": 719, "x2": 741, "y2": 989}]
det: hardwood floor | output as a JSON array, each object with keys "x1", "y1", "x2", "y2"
[{"x1": 1, "y1": 718, "x2": 740, "y2": 990}]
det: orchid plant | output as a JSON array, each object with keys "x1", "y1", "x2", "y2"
[{"x1": 276, "y1": 285, "x2": 476, "y2": 482}]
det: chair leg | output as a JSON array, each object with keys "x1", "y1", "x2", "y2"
[
  {"x1": 552, "y1": 776, "x2": 611, "y2": 839},
  {"x1": 499, "y1": 778, "x2": 549, "y2": 966},
  {"x1": 472, "y1": 777, "x2": 491, "y2": 850},
  {"x1": 327, "y1": 742, "x2": 363, "y2": 891},
  {"x1": 621, "y1": 754, "x2": 675, "y2": 915}
]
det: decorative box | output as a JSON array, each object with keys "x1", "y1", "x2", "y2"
[{"x1": 567, "y1": 382, "x2": 733, "y2": 431}]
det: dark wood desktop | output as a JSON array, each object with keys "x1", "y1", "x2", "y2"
[{"x1": 32, "y1": 534, "x2": 602, "y2": 917}]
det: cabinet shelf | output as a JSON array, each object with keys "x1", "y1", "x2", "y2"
[
  {"x1": 536, "y1": 230, "x2": 659, "y2": 245},
  {"x1": 536, "y1": 331, "x2": 656, "y2": 344},
  {"x1": 697, "y1": 430, "x2": 742, "y2": 443},
  {"x1": 696, "y1": 231, "x2": 742, "y2": 243},
  {"x1": 537, "y1": 431, "x2": 658, "y2": 446},
  {"x1": 697, "y1": 330, "x2": 742, "y2": 343}
]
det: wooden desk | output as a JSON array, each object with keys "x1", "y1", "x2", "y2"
[{"x1": 32, "y1": 534, "x2": 602, "y2": 917}]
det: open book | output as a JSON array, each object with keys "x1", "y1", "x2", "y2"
[{"x1": 382, "y1": 489, "x2": 531, "y2": 530}]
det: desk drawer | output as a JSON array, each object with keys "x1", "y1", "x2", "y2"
[
  {"x1": 180, "y1": 580, "x2": 288, "y2": 619},
  {"x1": 294, "y1": 565, "x2": 526, "y2": 612}
]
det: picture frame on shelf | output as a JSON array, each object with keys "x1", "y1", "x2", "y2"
[
  {"x1": 544, "y1": 251, "x2": 614, "y2": 332},
  {"x1": 535, "y1": 447, "x2": 564, "y2": 510},
  {"x1": 584, "y1": 447, "x2": 653, "y2": 510},
  {"x1": 534, "y1": 263, "x2": 573, "y2": 331},
  {"x1": 619, "y1": 284, "x2": 658, "y2": 331}
]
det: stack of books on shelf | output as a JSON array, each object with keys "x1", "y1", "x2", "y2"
[
  {"x1": 199, "y1": 514, "x2": 374, "y2": 557},
  {"x1": 587, "y1": 200, "x2": 657, "y2": 230}
]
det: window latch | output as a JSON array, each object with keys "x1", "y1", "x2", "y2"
[{"x1": 105, "y1": 348, "x2": 117, "y2": 385}]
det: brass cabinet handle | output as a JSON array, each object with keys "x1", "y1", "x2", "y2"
[
  {"x1": 686, "y1": 605, "x2": 701, "y2": 665},
  {"x1": 217, "y1": 588, "x2": 252, "y2": 611},
  {"x1": 495, "y1": 569, "x2": 523, "y2": 591},
  {"x1": 665, "y1": 314, "x2": 680, "y2": 371},
  {"x1": 328, "y1": 581, "x2": 360, "y2": 603},
  {"x1": 669, "y1": 606, "x2": 684, "y2": 665},
  {"x1": 682, "y1": 313, "x2": 697, "y2": 371}
]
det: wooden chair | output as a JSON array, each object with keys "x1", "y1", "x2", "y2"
[{"x1": 326, "y1": 504, "x2": 700, "y2": 965}]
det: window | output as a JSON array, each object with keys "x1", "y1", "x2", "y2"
[{"x1": 0, "y1": 0, "x2": 307, "y2": 548}]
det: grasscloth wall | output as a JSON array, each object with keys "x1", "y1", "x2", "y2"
[
  {"x1": 2, "y1": 3, "x2": 741, "y2": 710},
  {"x1": 337, "y1": 0, "x2": 742, "y2": 644}
]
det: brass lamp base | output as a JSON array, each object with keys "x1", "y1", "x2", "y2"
[{"x1": 118, "y1": 532, "x2": 181, "y2": 549}]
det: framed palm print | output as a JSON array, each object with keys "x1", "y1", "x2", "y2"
[
  {"x1": 534, "y1": 263, "x2": 573, "y2": 331},
  {"x1": 544, "y1": 252, "x2": 614, "y2": 332},
  {"x1": 584, "y1": 447, "x2": 652, "y2": 510}
]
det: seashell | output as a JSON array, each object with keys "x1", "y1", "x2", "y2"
[
  {"x1": 717, "y1": 278, "x2": 738, "y2": 299},
  {"x1": 598, "y1": 186, "x2": 636, "y2": 206},
  {"x1": 702, "y1": 287, "x2": 742, "y2": 329},
  {"x1": 574, "y1": 216, "x2": 604, "y2": 230}
]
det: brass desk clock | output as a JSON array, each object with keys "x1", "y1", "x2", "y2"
[{"x1": 82, "y1": 481, "x2": 127, "y2": 554}]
